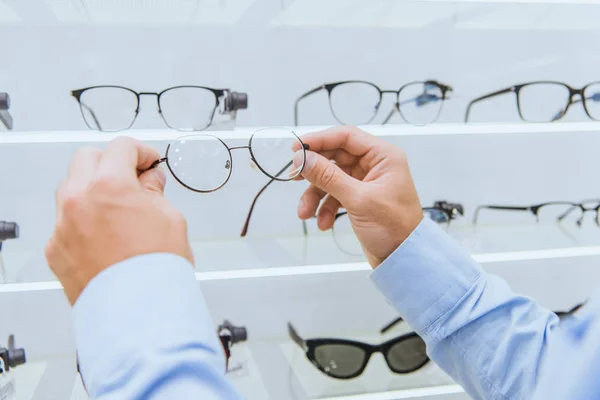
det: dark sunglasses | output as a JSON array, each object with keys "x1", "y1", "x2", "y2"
[{"x1": 288, "y1": 318, "x2": 429, "y2": 379}]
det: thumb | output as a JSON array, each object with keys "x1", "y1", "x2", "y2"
[
  {"x1": 139, "y1": 166, "x2": 167, "y2": 194},
  {"x1": 294, "y1": 150, "x2": 360, "y2": 204}
]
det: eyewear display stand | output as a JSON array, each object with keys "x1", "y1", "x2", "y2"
[
  {"x1": 0, "y1": 93, "x2": 12, "y2": 131},
  {"x1": 0, "y1": 123, "x2": 599, "y2": 400}
]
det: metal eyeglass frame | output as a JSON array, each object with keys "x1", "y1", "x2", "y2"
[
  {"x1": 288, "y1": 317, "x2": 429, "y2": 380},
  {"x1": 148, "y1": 129, "x2": 309, "y2": 194},
  {"x1": 294, "y1": 80, "x2": 453, "y2": 126},
  {"x1": 473, "y1": 200, "x2": 600, "y2": 226},
  {"x1": 464, "y1": 81, "x2": 600, "y2": 123},
  {"x1": 71, "y1": 85, "x2": 247, "y2": 132}
]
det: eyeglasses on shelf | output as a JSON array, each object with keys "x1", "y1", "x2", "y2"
[
  {"x1": 218, "y1": 320, "x2": 247, "y2": 373},
  {"x1": 294, "y1": 80, "x2": 453, "y2": 126},
  {"x1": 473, "y1": 200, "x2": 600, "y2": 226},
  {"x1": 465, "y1": 81, "x2": 600, "y2": 123},
  {"x1": 71, "y1": 85, "x2": 248, "y2": 132},
  {"x1": 147, "y1": 127, "x2": 308, "y2": 193},
  {"x1": 0, "y1": 92, "x2": 12, "y2": 130},
  {"x1": 288, "y1": 317, "x2": 428, "y2": 380}
]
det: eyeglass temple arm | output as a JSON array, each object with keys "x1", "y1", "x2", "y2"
[
  {"x1": 288, "y1": 323, "x2": 307, "y2": 350},
  {"x1": 555, "y1": 302, "x2": 585, "y2": 318},
  {"x1": 473, "y1": 205, "x2": 531, "y2": 224},
  {"x1": 465, "y1": 87, "x2": 514, "y2": 123},
  {"x1": 240, "y1": 143, "x2": 310, "y2": 237},
  {"x1": 294, "y1": 85, "x2": 325, "y2": 126},
  {"x1": 80, "y1": 102, "x2": 103, "y2": 131},
  {"x1": 380, "y1": 317, "x2": 404, "y2": 334},
  {"x1": 553, "y1": 93, "x2": 600, "y2": 121}
]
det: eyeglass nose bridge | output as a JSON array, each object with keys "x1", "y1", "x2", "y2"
[{"x1": 228, "y1": 145, "x2": 250, "y2": 151}]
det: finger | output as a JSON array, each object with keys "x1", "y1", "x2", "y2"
[
  {"x1": 293, "y1": 150, "x2": 363, "y2": 206},
  {"x1": 96, "y1": 137, "x2": 161, "y2": 183},
  {"x1": 317, "y1": 195, "x2": 341, "y2": 231},
  {"x1": 298, "y1": 184, "x2": 326, "y2": 220},
  {"x1": 65, "y1": 148, "x2": 102, "y2": 192},
  {"x1": 293, "y1": 149, "x2": 357, "y2": 181},
  {"x1": 293, "y1": 126, "x2": 382, "y2": 157},
  {"x1": 138, "y1": 166, "x2": 167, "y2": 195}
]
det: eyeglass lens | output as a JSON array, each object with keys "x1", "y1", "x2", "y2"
[
  {"x1": 583, "y1": 83, "x2": 600, "y2": 120},
  {"x1": 398, "y1": 82, "x2": 444, "y2": 125},
  {"x1": 329, "y1": 82, "x2": 381, "y2": 125},
  {"x1": 385, "y1": 336, "x2": 428, "y2": 373},
  {"x1": 313, "y1": 344, "x2": 367, "y2": 378},
  {"x1": 79, "y1": 87, "x2": 138, "y2": 132},
  {"x1": 249, "y1": 128, "x2": 304, "y2": 180},
  {"x1": 167, "y1": 135, "x2": 232, "y2": 192},
  {"x1": 332, "y1": 213, "x2": 362, "y2": 256},
  {"x1": 159, "y1": 87, "x2": 217, "y2": 131},
  {"x1": 518, "y1": 83, "x2": 571, "y2": 122}
]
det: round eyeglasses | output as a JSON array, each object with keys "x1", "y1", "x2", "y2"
[{"x1": 149, "y1": 127, "x2": 308, "y2": 193}]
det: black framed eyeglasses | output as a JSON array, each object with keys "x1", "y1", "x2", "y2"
[
  {"x1": 71, "y1": 85, "x2": 248, "y2": 132},
  {"x1": 288, "y1": 317, "x2": 428, "y2": 380},
  {"x1": 465, "y1": 81, "x2": 600, "y2": 123},
  {"x1": 294, "y1": 80, "x2": 452, "y2": 126},
  {"x1": 148, "y1": 128, "x2": 308, "y2": 193},
  {"x1": 473, "y1": 200, "x2": 600, "y2": 226},
  {"x1": 555, "y1": 302, "x2": 584, "y2": 319}
]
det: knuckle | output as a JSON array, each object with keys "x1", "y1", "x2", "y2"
[
  {"x1": 61, "y1": 190, "x2": 85, "y2": 212},
  {"x1": 319, "y1": 162, "x2": 337, "y2": 188},
  {"x1": 169, "y1": 209, "x2": 188, "y2": 231}
]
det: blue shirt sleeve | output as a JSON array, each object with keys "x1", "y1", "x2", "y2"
[
  {"x1": 72, "y1": 253, "x2": 242, "y2": 400},
  {"x1": 371, "y1": 218, "x2": 600, "y2": 400}
]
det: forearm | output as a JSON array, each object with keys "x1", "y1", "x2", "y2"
[
  {"x1": 73, "y1": 254, "x2": 241, "y2": 400},
  {"x1": 371, "y1": 219, "x2": 558, "y2": 400}
]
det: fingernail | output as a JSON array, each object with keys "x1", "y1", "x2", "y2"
[
  {"x1": 292, "y1": 150, "x2": 304, "y2": 171},
  {"x1": 297, "y1": 151, "x2": 316, "y2": 172}
]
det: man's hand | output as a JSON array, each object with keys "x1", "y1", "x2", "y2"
[
  {"x1": 293, "y1": 126, "x2": 423, "y2": 267},
  {"x1": 46, "y1": 137, "x2": 194, "y2": 305}
]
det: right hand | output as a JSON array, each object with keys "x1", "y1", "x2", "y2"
[
  {"x1": 46, "y1": 137, "x2": 194, "y2": 305},
  {"x1": 293, "y1": 126, "x2": 423, "y2": 268}
]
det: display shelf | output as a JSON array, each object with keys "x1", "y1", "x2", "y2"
[
  {"x1": 1, "y1": 122, "x2": 600, "y2": 143},
  {"x1": 3, "y1": 221, "x2": 600, "y2": 290},
  {"x1": 316, "y1": 385, "x2": 465, "y2": 400}
]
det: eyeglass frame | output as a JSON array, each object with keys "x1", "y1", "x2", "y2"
[
  {"x1": 71, "y1": 85, "x2": 247, "y2": 132},
  {"x1": 294, "y1": 80, "x2": 453, "y2": 126},
  {"x1": 288, "y1": 317, "x2": 429, "y2": 380},
  {"x1": 473, "y1": 200, "x2": 600, "y2": 226},
  {"x1": 148, "y1": 129, "x2": 309, "y2": 194},
  {"x1": 464, "y1": 81, "x2": 600, "y2": 123}
]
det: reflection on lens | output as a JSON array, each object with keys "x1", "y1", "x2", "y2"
[
  {"x1": 166, "y1": 135, "x2": 231, "y2": 192},
  {"x1": 536, "y1": 203, "x2": 581, "y2": 224},
  {"x1": 314, "y1": 344, "x2": 367, "y2": 378},
  {"x1": 79, "y1": 87, "x2": 138, "y2": 131},
  {"x1": 386, "y1": 336, "x2": 428, "y2": 373},
  {"x1": 518, "y1": 83, "x2": 570, "y2": 122},
  {"x1": 398, "y1": 82, "x2": 443, "y2": 125},
  {"x1": 332, "y1": 213, "x2": 362, "y2": 256},
  {"x1": 159, "y1": 87, "x2": 217, "y2": 131},
  {"x1": 583, "y1": 82, "x2": 600, "y2": 121},
  {"x1": 329, "y1": 82, "x2": 381, "y2": 125},
  {"x1": 250, "y1": 128, "x2": 303, "y2": 180}
]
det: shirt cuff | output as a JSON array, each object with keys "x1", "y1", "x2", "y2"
[
  {"x1": 73, "y1": 253, "x2": 225, "y2": 385},
  {"x1": 370, "y1": 219, "x2": 483, "y2": 337}
]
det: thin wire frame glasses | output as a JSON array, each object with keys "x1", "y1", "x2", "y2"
[
  {"x1": 465, "y1": 81, "x2": 600, "y2": 123},
  {"x1": 149, "y1": 128, "x2": 308, "y2": 193},
  {"x1": 71, "y1": 85, "x2": 247, "y2": 132},
  {"x1": 294, "y1": 80, "x2": 453, "y2": 126},
  {"x1": 473, "y1": 200, "x2": 600, "y2": 226}
]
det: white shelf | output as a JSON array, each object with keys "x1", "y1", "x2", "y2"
[
  {"x1": 317, "y1": 385, "x2": 464, "y2": 400},
  {"x1": 1, "y1": 122, "x2": 600, "y2": 143},
  {"x1": 4, "y1": 222, "x2": 600, "y2": 293}
]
